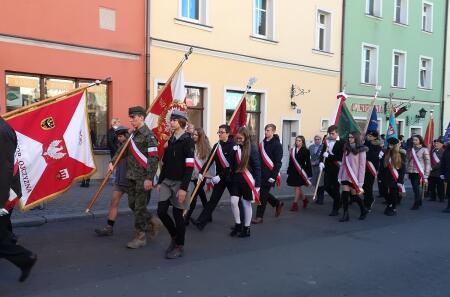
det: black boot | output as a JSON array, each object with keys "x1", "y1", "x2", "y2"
[
  {"x1": 229, "y1": 223, "x2": 242, "y2": 237},
  {"x1": 339, "y1": 211, "x2": 349, "y2": 222},
  {"x1": 316, "y1": 187, "x2": 325, "y2": 205},
  {"x1": 443, "y1": 200, "x2": 450, "y2": 213},
  {"x1": 411, "y1": 201, "x2": 420, "y2": 210},
  {"x1": 356, "y1": 197, "x2": 368, "y2": 220},
  {"x1": 238, "y1": 226, "x2": 250, "y2": 238},
  {"x1": 385, "y1": 206, "x2": 396, "y2": 216}
]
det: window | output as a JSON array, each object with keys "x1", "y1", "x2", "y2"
[
  {"x1": 185, "y1": 87, "x2": 204, "y2": 129},
  {"x1": 5, "y1": 73, "x2": 109, "y2": 149},
  {"x1": 419, "y1": 57, "x2": 432, "y2": 89},
  {"x1": 253, "y1": 0, "x2": 274, "y2": 39},
  {"x1": 410, "y1": 127, "x2": 422, "y2": 137},
  {"x1": 225, "y1": 90, "x2": 261, "y2": 142},
  {"x1": 422, "y1": 2, "x2": 433, "y2": 32},
  {"x1": 99, "y1": 7, "x2": 116, "y2": 31},
  {"x1": 392, "y1": 51, "x2": 406, "y2": 88},
  {"x1": 180, "y1": 0, "x2": 208, "y2": 24},
  {"x1": 366, "y1": 0, "x2": 382, "y2": 17},
  {"x1": 361, "y1": 44, "x2": 378, "y2": 85},
  {"x1": 320, "y1": 119, "x2": 329, "y2": 131},
  {"x1": 316, "y1": 11, "x2": 331, "y2": 52},
  {"x1": 394, "y1": 0, "x2": 408, "y2": 24}
]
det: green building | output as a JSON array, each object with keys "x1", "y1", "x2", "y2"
[{"x1": 342, "y1": 0, "x2": 447, "y2": 138}]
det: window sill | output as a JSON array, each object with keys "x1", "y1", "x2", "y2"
[
  {"x1": 360, "y1": 82, "x2": 377, "y2": 87},
  {"x1": 365, "y1": 14, "x2": 383, "y2": 20},
  {"x1": 393, "y1": 21, "x2": 408, "y2": 28},
  {"x1": 249, "y1": 35, "x2": 279, "y2": 44},
  {"x1": 421, "y1": 29, "x2": 433, "y2": 34},
  {"x1": 312, "y1": 49, "x2": 334, "y2": 57},
  {"x1": 174, "y1": 18, "x2": 213, "y2": 32},
  {"x1": 418, "y1": 87, "x2": 433, "y2": 91},
  {"x1": 391, "y1": 86, "x2": 406, "y2": 90}
]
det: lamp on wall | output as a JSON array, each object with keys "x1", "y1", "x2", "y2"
[
  {"x1": 407, "y1": 107, "x2": 427, "y2": 125},
  {"x1": 290, "y1": 84, "x2": 310, "y2": 110}
]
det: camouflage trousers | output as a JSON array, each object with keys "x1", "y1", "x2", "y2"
[{"x1": 128, "y1": 179, "x2": 153, "y2": 232}]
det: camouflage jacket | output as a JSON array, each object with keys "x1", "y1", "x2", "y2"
[{"x1": 113, "y1": 124, "x2": 158, "y2": 181}]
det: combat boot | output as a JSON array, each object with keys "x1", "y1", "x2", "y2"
[
  {"x1": 127, "y1": 231, "x2": 147, "y2": 249},
  {"x1": 147, "y1": 216, "x2": 163, "y2": 240}
]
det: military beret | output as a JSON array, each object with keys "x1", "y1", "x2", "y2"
[
  {"x1": 366, "y1": 130, "x2": 379, "y2": 138},
  {"x1": 128, "y1": 106, "x2": 146, "y2": 117},
  {"x1": 114, "y1": 126, "x2": 129, "y2": 136},
  {"x1": 387, "y1": 137, "x2": 399, "y2": 145},
  {"x1": 170, "y1": 109, "x2": 188, "y2": 121}
]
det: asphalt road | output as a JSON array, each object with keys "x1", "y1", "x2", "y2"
[{"x1": 1, "y1": 196, "x2": 450, "y2": 297}]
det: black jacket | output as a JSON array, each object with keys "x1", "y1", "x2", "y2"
[
  {"x1": 231, "y1": 144, "x2": 261, "y2": 188},
  {"x1": 364, "y1": 139, "x2": 382, "y2": 171},
  {"x1": 107, "y1": 127, "x2": 119, "y2": 158},
  {"x1": 441, "y1": 146, "x2": 450, "y2": 182},
  {"x1": 320, "y1": 139, "x2": 344, "y2": 172},
  {"x1": 202, "y1": 139, "x2": 235, "y2": 183},
  {"x1": 259, "y1": 135, "x2": 283, "y2": 187},
  {"x1": 380, "y1": 149, "x2": 406, "y2": 186},
  {"x1": 158, "y1": 132, "x2": 195, "y2": 191},
  {"x1": 0, "y1": 117, "x2": 21, "y2": 208},
  {"x1": 287, "y1": 147, "x2": 313, "y2": 178}
]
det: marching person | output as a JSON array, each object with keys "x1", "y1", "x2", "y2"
[
  {"x1": 441, "y1": 140, "x2": 450, "y2": 212},
  {"x1": 157, "y1": 110, "x2": 195, "y2": 259},
  {"x1": 107, "y1": 118, "x2": 121, "y2": 158},
  {"x1": 252, "y1": 124, "x2": 283, "y2": 224},
  {"x1": 184, "y1": 127, "x2": 211, "y2": 225},
  {"x1": 406, "y1": 135, "x2": 431, "y2": 210},
  {"x1": 95, "y1": 126, "x2": 130, "y2": 236},
  {"x1": 380, "y1": 138, "x2": 406, "y2": 216},
  {"x1": 363, "y1": 130, "x2": 381, "y2": 212},
  {"x1": 287, "y1": 135, "x2": 312, "y2": 211},
  {"x1": 319, "y1": 125, "x2": 344, "y2": 216},
  {"x1": 109, "y1": 106, "x2": 161, "y2": 249},
  {"x1": 337, "y1": 131, "x2": 368, "y2": 222},
  {"x1": 229, "y1": 127, "x2": 261, "y2": 237},
  {"x1": 428, "y1": 137, "x2": 445, "y2": 202},
  {"x1": 191, "y1": 124, "x2": 235, "y2": 231},
  {"x1": 309, "y1": 135, "x2": 325, "y2": 205},
  {"x1": 0, "y1": 116, "x2": 37, "y2": 282}
]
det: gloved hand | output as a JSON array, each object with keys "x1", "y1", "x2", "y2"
[
  {"x1": 423, "y1": 178, "x2": 428, "y2": 184},
  {"x1": 323, "y1": 152, "x2": 329, "y2": 158},
  {"x1": 441, "y1": 175, "x2": 445, "y2": 180},
  {"x1": 212, "y1": 175, "x2": 221, "y2": 184},
  {"x1": 0, "y1": 208, "x2": 9, "y2": 216},
  {"x1": 319, "y1": 162, "x2": 325, "y2": 170},
  {"x1": 268, "y1": 178, "x2": 275, "y2": 183},
  {"x1": 358, "y1": 183, "x2": 364, "y2": 187},
  {"x1": 256, "y1": 187, "x2": 260, "y2": 193},
  {"x1": 198, "y1": 173, "x2": 204, "y2": 182},
  {"x1": 379, "y1": 151, "x2": 384, "y2": 159}
]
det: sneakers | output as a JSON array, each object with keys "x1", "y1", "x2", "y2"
[
  {"x1": 251, "y1": 217, "x2": 263, "y2": 224},
  {"x1": 94, "y1": 225, "x2": 113, "y2": 236},
  {"x1": 275, "y1": 202, "x2": 284, "y2": 217},
  {"x1": 166, "y1": 245, "x2": 184, "y2": 259},
  {"x1": 127, "y1": 231, "x2": 147, "y2": 249},
  {"x1": 290, "y1": 202, "x2": 299, "y2": 212}
]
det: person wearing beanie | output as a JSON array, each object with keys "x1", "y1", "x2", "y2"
[
  {"x1": 428, "y1": 137, "x2": 445, "y2": 202},
  {"x1": 363, "y1": 130, "x2": 381, "y2": 212}
]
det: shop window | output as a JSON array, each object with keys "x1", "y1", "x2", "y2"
[
  {"x1": 225, "y1": 90, "x2": 261, "y2": 142},
  {"x1": 45, "y1": 78, "x2": 75, "y2": 98},
  {"x1": 5, "y1": 74, "x2": 41, "y2": 111},
  {"x1": 185, "y1": 87, "x2": 204, "y2": 129}
]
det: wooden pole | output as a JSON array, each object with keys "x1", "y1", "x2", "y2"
[
  {"x1": 362, "y1": 86, "x2": 381, "y2": 135},
  {"x1": 312, "y1": 166, "x2": 324, "y2": 201},
  {"x1": 85, "y1": 48, "x2": 193, "y2": 213}
]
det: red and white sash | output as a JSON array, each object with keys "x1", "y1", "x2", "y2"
[
  {"x1": 235, "y1": 146, "x2": 260, "y2": 204},
  {"x1": 216, "y1": 143, "x2": 230, "y2": 169},
  {"x1": 366, "y1": 161, "x2": 377, "y2": 177},
  {"x1": 185, "y1": 158, "x2": 194, "y2": 168},
  {"x1": 431, "y1": 150, "x2": 440, "y2": 166},
  {"x1": 194, "y1": 155, "x2": 204, "y2": 172},
  {"x1": 343, "y1": 156, "x2": 363, "y2": 194},
  {"x1": 130, "y1": 138, "x2": 148, "y2": 168},
  {"x1": 411, "y1": 148, "x2": 426, "y2": 179},
  {"x1": 387, "y1": 160, "x2": 405, "y2": 193},
  {"x1": 290, "y1": 148, "x2": 312, "y2": 186},
  {"x1": 259, "y1": 142, "x2": 282, "y2": 187}
]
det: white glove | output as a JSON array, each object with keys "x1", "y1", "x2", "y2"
[
  {"x1": 323, "y1": 152, "x2": 329, "y2": 158},
  {"x1": 198, "y1": 173, "x2": 204, "y2": 182},
  {"x1": 212, "y1": 175, "x2": 221, "y2": 184},
  {"x1": 424, "y1": 175, "x2": 428, "y2": 179},
  {"x1": 358, "y1": 183, "x2": 364, "y2": 187},
  {"x1": 256, "y1": 187, "x2": 260, "y2": 193},
  {"x1": 378, "y1": 151, "x2": 384, "y2": 159},
  {"x1": 0, "y1": 208, "x2": 9, "y2": 216},
  {"x1": 268, "y1": 178, "x2": 275, "y2": 183},
  {"x1": 319, "y1": 162, "x2": 325, "y2": 170},
  {"x1": 423, "y1": 178, "x2": 428, "y2": 184},
  {"x1": 441, "y1": 175, "x2": 445, "y2": 180}
]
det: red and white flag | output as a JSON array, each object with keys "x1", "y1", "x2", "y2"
[
  {"x1": 229, "y1": 98, "x2": 247, "y2": 135},
  {"x1": 330, "y1": 92, "x2": 347, "y2": 125},
  {"x1": 145, "y1": 68, "x2": 187, "y2": 158},
  {"x1": 6, "y1": 91, "x2": 96, "y2": 211}
]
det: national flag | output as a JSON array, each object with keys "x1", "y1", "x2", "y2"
[
  {"x1": 394, "y1": 105, "x2": 408, "y2": 117},
  {"x1": 229, "y1": 98, "x2": 247, "y2": 135},
  {"x1": 5, "y1": 91, "x2": 96, "y2": 211},
  {"x1": 385, "y1": 111, "x2": 398, "y2": 147},
  {"x1": 444, "y1": 121, "x2": 450, "y2": 144},
  {"x1": 366, "y1": 106, "x2": 378, "y2": 134},
  {"x1": 144, "y1": 68, "x2": 187, "y2": 158},
  {"x1": 424, "y1": 114, "x2": 435, "y2": 149},
  {"x1": 331, "y1": 93, "x2": 360, "y2": 140}
]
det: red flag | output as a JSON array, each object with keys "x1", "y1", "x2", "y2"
[
  {"x1": 6, "y1": 91, "x2": 96, "y2": 211},
  {"x1": 229, "y1": 98, "x2": 247, "y2": 135},
  {"x1": 424, "y1": 115, "x2": 434, "y2": 149}
]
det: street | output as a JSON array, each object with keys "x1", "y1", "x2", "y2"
[{"x1": 1, "y1": 195, "x2": 450, "y2": 297}]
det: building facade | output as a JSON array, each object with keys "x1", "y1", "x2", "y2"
[
  {"x1": 149, "y1": 0, "x2": 343, "y2": 169},
  {"x1": 0, "y1": 0, "x2": 148, "y2": 177},
  {"x1": 342, "y1": 0, "x2": 446, "y2": 138}
]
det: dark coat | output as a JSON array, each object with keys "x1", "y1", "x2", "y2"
[
  {"x1": 440, "y1": 146, "x2": 450, "y2": 182},
  {"x1": 364, "y1": 139, "x2": 382, "y2": 171},
  {"x1": 202, "y1": 139, "x2": 235, "y2": 183},
  {"x1": 379, "y1": 149, "x2": 407, "y2": 187},
  {"x1": 107, "y1": 127, "x2": 119, "y2": 158},
  {"x1": 259, "y1": 135, "x2": 283, "y2": 187},
  {"x1": 231, "y1": 144, "x2": 261, "y2": 188},
  {"x1": 320, "y1": 139, "x2": 344, "y2": 176},
  {"x1": 287, "y1": 147, "x2": 312, "y2": 187},
  {"x1": 0, "y1": 117, "x2": 20, "y2": 208}
]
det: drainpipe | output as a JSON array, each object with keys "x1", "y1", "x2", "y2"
[
  {"x1": 144, "y1": 0, "x2": 150, "y2": 109},
  {"x1": 441, "y1": 0, "x2": 449, "y2": 134},
  {"x1": 339, "y1": 0, "x2": 346, "y2": 92}
]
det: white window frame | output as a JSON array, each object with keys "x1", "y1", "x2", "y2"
[
  {"x1": 393, "y1": 0, "x2": 408, "y2": 24},
  {"x1": 418, "y1": 55, "x2": 433, "y2": 89},
  {"x1": 315, "y1": 9, "x2": 332, "y2": 52},
  {"x1": 366, "y1": 0, "x2": 383, "y2": 18},
  {"x1": 252, "y1": 0, "x2": 274, "y2": 39},
  {"x1": 422, "y1": 1, "x2": 433, "y2": 32},
  {"x1": 320, "y1": 118, "x2": 330, "y2": 132},
  {"x1": 391, "y1": 50, "x2": 407, "y2": 88},
  {"x1": 396, "y1": 118, "x2": 405, "y2": 136},
  {"x1": 361, "y1": 43, "x2": 379, "y2": 85},
  {"x1": 179, "y1": 0, "x2": 207, "y2": 24},
  {"x1": 410, "y1": 126, "x2": 422, "y2": 138}
]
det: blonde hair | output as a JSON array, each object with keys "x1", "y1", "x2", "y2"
[{"x1": 194, "y1": 127, "x2": 211, "y2": 160}]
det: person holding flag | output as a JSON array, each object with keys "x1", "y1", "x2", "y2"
[
  {"x1": 428, "y1": 137, "x2": 445, "y2": 202},
  {"x1": 337, "y1": 131, "x2": 368, "y2": 222},
  {"x1": 379, "y1": 138, "x2": 407, "y2": 216},
  {"x1": 363, "y1": 130, "x2": 381, "y2": 212},
  {"x1": 252, "y1": 124, "x2": 284, "y2": 224},
  {"x1": 109, "y1": 106, "x2": 161, "y2": 249},
  {"x1": 229, "y1": 127, "x2": 261, "y2": 238},
  {"x1": 287, "y1": 135, "x2": 312, "y2": 211},
  {"x1": 406, "y1": 135, "x2": 431, "y2": 210}
]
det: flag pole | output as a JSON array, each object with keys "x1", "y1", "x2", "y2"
[
  {"x1": 1, "y1": 78, "x2": 111, "y2": 120},
  {"x1": 362, "y1": 85, "x2": 381, "y2": 134},
  {"x1": 85, "y1": 47, "x2": 193, "y2": 213},
  {"x1": 186, "y1": 77, "x2": 257, "y2": 211}
]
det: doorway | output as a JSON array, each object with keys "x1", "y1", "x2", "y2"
[{"x1": 281, "y1": 120, "x2": 299, "y2": 173}]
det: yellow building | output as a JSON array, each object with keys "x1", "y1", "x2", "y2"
[{"x1": 149, "y1": 0, "x2": 343, "y2": 167}]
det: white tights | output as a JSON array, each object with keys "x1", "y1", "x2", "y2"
[{"x1": 230, "y1": 196, "x2": 252, "y2": 227}]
